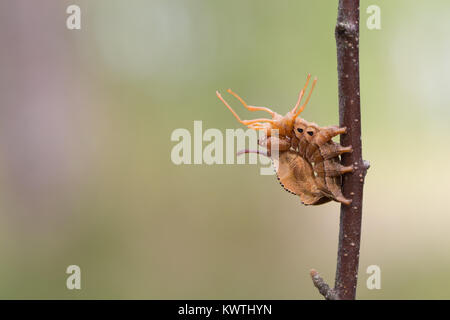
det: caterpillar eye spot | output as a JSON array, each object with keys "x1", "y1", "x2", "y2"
[
  {"x1": 297, "y1": 128, "x2": 303, "y2": 133},
  {"x1": 307, "y1": 131, "x2": 314, "y2": 136}
]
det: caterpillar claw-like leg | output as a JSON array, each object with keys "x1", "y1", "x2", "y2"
[
  {"x1": 236, "y1": 149, "x2": 269, "y2": 157},
  {"x1": 340, "y1": 165, "x2": 354, "y2": 174},
  {"x1": 216, "y1": 90, "x2": 274, "y2": 127},
  {"x1": 336, "y1": 126, "x2": 347, "y2": 135},
  {"x1": 294, "y1": 77, "x2": 317, "y2": 118},
  {"x1": 339, "y1": 145, "x2": 353, "y2": 154},
  {"x1": 337, "y1": 197, "x2": 352, "y2": 206},
  {"x1": 241, "y1": 118, "x2": 275, "y2": 126},
  {"x1": 227, "y1": 89, "x2": 275, "y2": 116},
  {"x1": 291, "y1": 74, "x2": 311, "y2": 113}
]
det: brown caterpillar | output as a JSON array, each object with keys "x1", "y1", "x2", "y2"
[{"x1": 216, "y1": 74, "x2": 354, "y2": 205}]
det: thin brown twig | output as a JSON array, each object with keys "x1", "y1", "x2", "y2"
[
  {"x1": 311, "y1": 0, "x2": 368, "y2": 300},
  {"x1": 310, "y1": 269, "x2": 338, "y2": 300}
]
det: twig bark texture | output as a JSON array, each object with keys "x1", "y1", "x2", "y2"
[
  {"x1": 335, "y1": 0, "x2": 367, "y2": 300},
  {"x1": 311, "y1": 0, "x2": 368, "y2": 300}
]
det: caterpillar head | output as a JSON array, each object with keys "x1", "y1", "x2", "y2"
[{"x1": 294, "y1": 118, "x2": 320, "y2": 144}]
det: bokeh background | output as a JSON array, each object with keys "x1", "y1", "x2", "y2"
[{"x1": 0, "y1": 0, "x2": 449, "y2": 299}]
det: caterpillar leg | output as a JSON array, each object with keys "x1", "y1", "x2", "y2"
[
  {"x1": 324, "y1": 177, "x2": 352, "y2": 205},
  {"x1": 226, "y1": 89, "x2": 276, "y2": 116},
  {"x1": 333, "y1": 126, "x2": 347, "y2": 136},
  {"x1": 314, "y1": 162, "x2": 354, "y2": 177},
  {"x1": 339, "y1": 165, "x2": 354, "y2": 175},
  {"x1": 324, "y1": 144, "x2": 353, "y2": 160},
  {"x1": 216, "y1": 91, "x2": 275, "y2": 127},
  {"x1": 336, "y1": 196, "x2": 352, "y2": 205},
  {"x1": 293, "y1": 77, "x2": 317, "y2": 117},
  {"x1": 302, "y1": 194, "x2": 333, "y2": 206},
  {"x1": 311, "y1": 144, "x2": 353, "y2": 161},
  {"x1": 236, "y1": 149, "x2": 269, "y2": 157},
  {"x1": 315, "y1": 126, "x2": 348, "y2": 146},
  {"x1": 291, "y1": 74, "x2": 311, "y2": 113},
  {"x1": 337, "y1": 145, "x2": 353, "y2": 155},
  {"x1": 326, "y1": 164, "x2": 354, "y2": 177}
]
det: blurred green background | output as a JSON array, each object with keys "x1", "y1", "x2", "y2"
[{"x1": 0, "y1": 0, "x2": 449, "y2": 299}]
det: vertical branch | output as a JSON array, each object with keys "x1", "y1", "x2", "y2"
[
  {"x1": 309, "y1": 0, "x2": 368, "y2": 300},
  {"x1": 334, "y1": 0, "x2": 367, "y2": 300}
]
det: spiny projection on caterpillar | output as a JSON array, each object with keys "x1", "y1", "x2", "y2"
[{"x1": 216, "y1": 74, "x2": 354, "y2": 205}]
